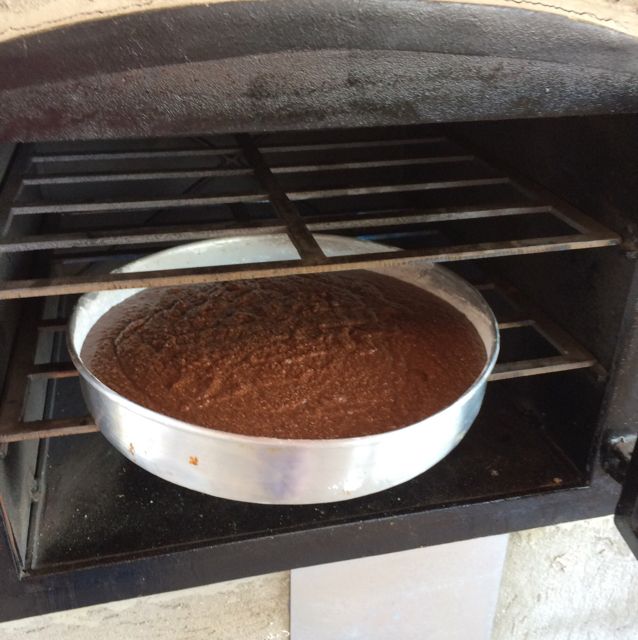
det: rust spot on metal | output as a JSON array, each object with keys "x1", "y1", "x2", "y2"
[
  {"x1": 189, "y1": 455, "x2": 199, "y2": 466},
  {"x1": 128, "y1": 442, "x2": 135, "y2": 456}
]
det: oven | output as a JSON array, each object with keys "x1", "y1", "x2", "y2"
[{"x1": 1, "y1": 0, "x2": 638, "y2": 622}]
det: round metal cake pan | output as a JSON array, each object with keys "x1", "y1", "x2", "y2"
[{"x1": 68, "y1": 234, "x2": 499, "y2": 505}]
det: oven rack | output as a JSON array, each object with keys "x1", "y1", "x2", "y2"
[
  {"x1": 0, "y1": 128, "x2": 616, "y2": 441},
  {"x1": 0, "y1": 279, "x2": 600, "y2": 443},
  {"x1": 0, "y1": 130, "x2": 620, "y2": 300}
]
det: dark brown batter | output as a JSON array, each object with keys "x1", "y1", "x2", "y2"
[{"x1": 81, "y1": 271, "x2": 486, "y2": 439}]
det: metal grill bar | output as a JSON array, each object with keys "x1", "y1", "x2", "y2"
[
  {"x1": 259, "y1": 136, "x2": 447, "y2": 153},
  {"x1": 11, "y1": 192, "x2": 270, "y2": 215},
  {"x1": 488, "y1": 277, "x2": 605, "y2": 381},
  {"x1": 497, "y1": 319, "x2": 535, "y2": 329},
  {"x1": 31, "y1": 147, "x2": 242, "y2": 163},
  {"x1": 0, "y1": 221, "x2": 286, "y2": 252},
  {"x1": 489, "y1": 356, "x2": 595, "y2": 380},
  {"x1": 23, "y1": 155, "x2": 474, "y2": 186},
  {"x1": 28, "y1": 362, "x2": 78, "y2": 380},
  {"x1": 37, "y1": 319, "x2": 68, "y2": 332},
  {"x1": 23, "y1": 167, "x2": 255, "y2": 185},
  {"x1": 4, "y1": 417, "x2": 98, "y2": 440},
  {"x1": 0, "y1": 204, "x2": 548, "y2": 253},
  {"x1": 238, "y1": 134, "x2": 326, "y2": 263},
  {"x1": 0, "y1": 280, "x2": 601, "y2": 442},
  {"x1": 276, "y1": 155, "x2": 473, "y2": 173},
  {"x1": 0, "y1": 233, "x2": 618, "y2": 300},
  {"x1": 30, "y1": 136, "x2": 447, "y2": 164},
  {"x1": 289, "y1": 178, "x2": 510, "y2": 201},
  {"x1": 12, "y1": 177, "x2": 509, "y2": 216}
]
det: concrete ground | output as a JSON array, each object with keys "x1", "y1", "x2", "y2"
[{"x1": 492, "y1": 516, "x2": 638, "y2": 640}]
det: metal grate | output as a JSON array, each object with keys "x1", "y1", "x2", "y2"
[
  {"x1": 0, "y1": 128, "x2": 616, "y2": 441},
  {"x1": 0, "y1": 279, "x2": 602, "y2": 443},
  {"x1": 0, "y1": 130, "x2": 619, "y2": 299}
]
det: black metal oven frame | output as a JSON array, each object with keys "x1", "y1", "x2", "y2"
[
  {"x1": 1, "y1": 0, "x2": 638, "y2": 623},
  {"x1": 0, "y1": 120, "x2": 637, "y2": 622}
]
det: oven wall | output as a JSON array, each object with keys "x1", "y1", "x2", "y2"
[
  {"x1": 452, "y1": 114, "x2": 638, "y2": 476},
  {"x1": 452, "y1": 115, "x2": 638, "y2": 370},
  {"x1": 0, "y1": 145, "x2": 40, "y2": 567},
  {"x1": 2, "y1": 2, "x2": 638, "y2": 141}
]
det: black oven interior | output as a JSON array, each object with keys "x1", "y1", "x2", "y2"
[{"x1": 1, "y1": 113, "x2": 637, "y2": 617}]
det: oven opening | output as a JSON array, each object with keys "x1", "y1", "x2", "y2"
[{"x1": 0, "y1": 114, "x2": 635, "y2": 579}]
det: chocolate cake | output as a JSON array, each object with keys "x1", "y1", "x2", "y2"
[{"x1": 81, "y1": 271, "x2": 486, "y2": 439}]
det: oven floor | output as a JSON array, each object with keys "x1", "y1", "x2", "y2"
[{"x1": 26, "y1": 380, "x2": 585, "y2": 573}]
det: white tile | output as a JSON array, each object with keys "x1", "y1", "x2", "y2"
[{"x1": 291, "y1": 535, "x2": 508, "y2": 640}]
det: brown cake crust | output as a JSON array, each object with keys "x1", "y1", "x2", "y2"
[{"x1": 81, "y1": 271, "x2": 486, "y2": 439}]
